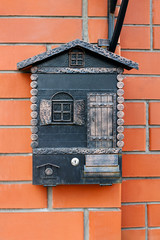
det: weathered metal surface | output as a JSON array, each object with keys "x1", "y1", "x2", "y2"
[
  {"x1": 117, "y1": 119, "x2": 124, "y2": 125},
  {"x1": 117, "y1": 104, "x2": 124, "y2": 111},
  {"x1": 31, "y1": 111, "x2": 38, "y2": 119},
  {"x1": 117, "y1": 111, "x2": 124, "y2": 118},
  {"x1": 17, "y1": 39, "x2": 138, "y2": 70},
  {"x1": 31, "y1": 126, "x2": 38, "y2": 134},
  {"x1": 33, "y1": 147, "x2": 121, "y2": 155},
  {"x1": 117, "y1": 89, "x2": 124, "y2": 96},
  {"x1": 84, "y1": 166, "x2": 120, "y2": 173},
  {"x1": 74, "y1": 100, "x2": 85, "y2": 125},
  {"x1": 98, "y1": 39, "x2": 110, "y2": 47},
  {"x1": 87, "y1": 93, "x2": 116, "y2": 148},
  {"x1": 31, "y1": 141, "x2": 38, "y2": 148},
  {"x1": 30, "y1": 104, "x2": 37, "y2": 111},
  {"x1": 117, "y1": 141, "x2": 124, "y2": 147},
  {"x1": 117, "y1": 126, "x2": 124, "y2": 133},
  {"x1": 31, "y1": 119, "x2": 38, "y2": 126},
  {"x1": 85, "y1": 154, "x2": 118, "y2": 166},
  {"x1": 117, "y1": 82, "x2": 124, "y2": 89},
  {"x1": 30, "y1": 81, "x2": 38, "y2": 88},
  {"x1": 40, "y1": 100, "x2": 52, "y2": 125},
  {"x1": 31, "y1": 134, "x2": 38, "y2": 141},
  {"x1": 30, "y1": 96, "x2": 38, "y2": 104},
  {"x1": 117, "y1": 97, "x2": 124, "y2": 104},
  {"x1": 30, "y1": 74, "x2": 38, "y2": 80},
  {"x1": 36, "y1": 67, "x2": 119, "y2": 74},
  {"x1": 117, "y1": 133, "x2": 124, "y2": 140},
  {"x1": 117, "y1": 74, "x2": 124, "y2": 81}
]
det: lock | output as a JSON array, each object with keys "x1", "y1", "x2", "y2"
[{"x1": 71, "y1": 157, "x2": 79, "y2": 166}]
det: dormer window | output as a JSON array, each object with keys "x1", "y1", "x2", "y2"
[{"x1": 69, "y1": 48, "x2": 84, "y2": 67}]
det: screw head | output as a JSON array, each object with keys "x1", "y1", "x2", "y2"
[
  {"x1": 45, "y1": 168, "x2": 53, "y2": 176},
  {"x1": 71, "y1": 157, "x2": 79, "y2": 166}
]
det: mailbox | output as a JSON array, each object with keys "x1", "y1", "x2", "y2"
[{"x1": 17, "y1": 39, "x2": 138, "y2": 186}]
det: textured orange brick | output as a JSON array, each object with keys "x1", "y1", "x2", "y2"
[
  {"x1": 88, "y1": 0, "x2": 108, "y2": 16},
  {"x1": 148, "y1": 229, "x2": 160, "y2": 240},
  {"x1": 122, "y1": 205, "x2": 145, "y2": 227},
  {"x1": 0, "y1": 212, "x2": 83, "y2": 240},
  {"x1": 89, "y1": 211, "x2": 121, "y2": 240},
  {"x1": 0, "y1": 73, "x2": 31, "y2": 98},
  {"x1": 0, "y1": 45, "x2": 46, "y2": 70},
  {"x1": 124, "y1": 0, "x2": 150, "y2": 24},
  {"x1": 123, "y1": 128, "x2": 146, "y2": 151},
  {"x1": 122, "y1": 52, "x2": 160, "y2": 75},
  {"x1": 122, "y1": 179, "x2": 160, "y2": 202},
  {"x1": 0, "y1": 19, "x2": 82, "y2": 43},
  {"x1": 153, "y1": 27, "x2": 160, "y2": 49},
  {"x1": 0, "y1": 156, "x2": 32, "y2": 181},
  {"x1": 0, "y1": 101, "x2": 31, "y2": 125},
  {"x1": 148, "y1": 204, "x2": 160, "y2": 227},
  {"x1": 149, "y1": 102, "x2": 160, "y2": 125},
  {"x1": 153, "y1": 0, "x2": 160, "y2": 24},
  {"x1": 122, "y1": 230, "x2": 146, "y2": 240},
  {"x1": 52, "y1": 184, "x2": 121, "y2": 208},
  {"x1": 121, "y1": 26, "x2": 150, "y2": 49},
  {"x1": 122, "y1": 154, "x2": 160, "y2": 177},
  {"x1": 124, "y1": 77, "x2": 160, "y2": 100},
  {"x1": 124, "y1": 102, "x2": 146, "y2": 125},
  {"x1": 149, "y1": 128, "x2": 160, "y2": 151},
  {"x1": 0, "y1": 128, "x2": 31, "y2": 153},
  {"x1": 0, "y1": 184, "x2": 47, "y2": 208},
  {"x1": 88, "y1": 19, "x2": 108, "y2": 43},
  {"x1": 0, "y1": 0, "x2": 82, "y2": 16}
]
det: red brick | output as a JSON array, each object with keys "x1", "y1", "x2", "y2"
[
  {"x1": 0, "y1": 73, "x2": 31, "y2": 98},
  {"x1": 124, "y1": 0, "x2": 150, "y2": 24},
  {"x1": 122, "y1": 179, "x2": 160, "y2": 202},
  {"x1": 123, "y1": 128, "x2": 146, "y2": 151},
  {"x1": 0, "y1": 101, "x2": 31, "y2": 125},
  {"x1": 122, "y1": 154, "x2": 160, "y2": 177},
  {"x1": 149, "y1": 128, "x2": 160, "y2": 151},
  {"x1": 0, "y1": 128, "x2": 31, "y2": 153},
  {"x1": 149, "y1": 102, "x2": 160, "y2": 125},
  {"x1": 52, "y1": 184, "x2": 121, "y2": 208},
  {"x1": 122, "y1": 52, "x2": 160, "y2": 75},
  {"x1": 0, "y1": 19, "x2": 82, "y2": 43},
  {"x1": 0, "y1": 0, "x2": 82, "y2": 16},
  {"x1": 124, "y1": 102, "x2": 146, "y2": 125},
  {"x1": 0, "y1": 156, "x2": 32, "y2": 181},
  {"x1": 153, "y1": 0, "x2": 160, "y2": 24},
  {"x1": 88, "y1": 19, "x2": 108, "y2": 43},
  {"x1": 0, "y1": 45, "x2": 46, "y2": 70},
  {"x1": 124, "y1": 77, "x2": 160, "y2": 100},
  {"x1": 0, "y1": 184, "x2": 47, "y2": 208},
  {"x1": 88, "y1": 0, "x2": 108, "y2": 16},
  {"x1": 0, "y1": 212, "x2": 83, "y2": 240},
  {"x1": 121, "y1": 26, "x2": 150, "y2": 49},
  {"x1": 122, "y1": 230, "x2": 146, "y2": 240},
  {"x1": 148, "y1": 204, "x2": 160, "y2": 227},
  {"x1": 148, "y1": 229, "x2": 160, "y2": 240},
  {"x1": 89, "y1": 211, "x2": 121, "y2": 240},
  {"x1": 122, "y1": 205, "x2": 145, "y2": 227},
  {"x1": 153, "y1": 27, "x2": 160, "y2": 49}
]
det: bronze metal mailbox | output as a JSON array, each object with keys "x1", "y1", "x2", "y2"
[{"x1": 17, "y1": 39, "x2": 138, "y2": 186}]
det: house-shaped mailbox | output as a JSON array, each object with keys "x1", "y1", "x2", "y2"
[{"x1": 17, "y1": 39, "x2": 138, "y2": 186}]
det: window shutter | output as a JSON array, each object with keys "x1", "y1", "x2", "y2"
[
  {"x1": 87, "y1": 93, "x2": 116, "y2": 148},
  {"x1": 40, "y1": 99, "x2": 52, "y2": 125},
  {"x1": 74, "y1": 100, "x2": 85, "y2": 125}
]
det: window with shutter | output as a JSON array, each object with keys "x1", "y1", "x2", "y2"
[{"x1": 87, "y1": 93, "x2": 116, "y2": 148}]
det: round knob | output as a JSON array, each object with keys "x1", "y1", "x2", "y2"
[
  {"x1": 45, "y1": 168, "x2": 53, "y2": 176},
  {"x1": 71, "y1": 157, "x2": 79, "y2": 166}
]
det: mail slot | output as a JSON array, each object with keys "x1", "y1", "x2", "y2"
[{"x1": 17, "y1": 39, "x2": 138, "y2": 186}]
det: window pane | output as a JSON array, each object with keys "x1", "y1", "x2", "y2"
[
  {"x1": 78, "y1": 60, "x2": 82, "y2": 65},
  {"x1": 71, "y1": 54, "x2": 76, "y2": 59},
  {"x1": 53, "y1": 104, "x2": 61, "y2": 111},
  {"x1": 53, "y1": 113, "x2": 61, "y2": 121},
  {"x1": 71, "y1": 60, "x2": 76, "y2": 65},
  {"x1": 63, "y1": 113, "x2": 71, "y2": 121},
  {"x1": 63, "y1": 104, "x2": 70, "y2": 111}
]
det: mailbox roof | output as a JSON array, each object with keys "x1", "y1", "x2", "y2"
[{"x1": 17, "y1": 39, "x2": 138, "y2": 70}]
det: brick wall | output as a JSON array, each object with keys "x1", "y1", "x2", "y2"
[{"x1": 0, "y1": 0, "x2": 159, "y2": 240}]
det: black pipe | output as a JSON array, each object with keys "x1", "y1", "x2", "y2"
[
  {"x1": 110, "y1": 0, "x2": 118, "y2": 14},
  {"x1": 109, "y1": 0, "x2": 129, "y2": 52}
]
